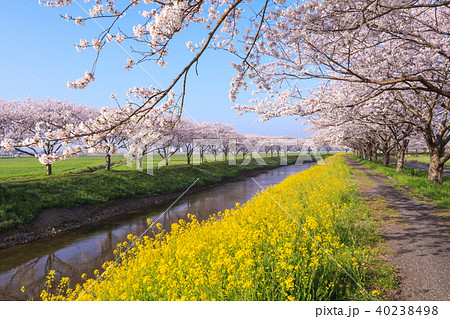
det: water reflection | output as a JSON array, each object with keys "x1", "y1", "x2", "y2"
[{"x1": 0, "y1": 163, "x2": 314, "y2": 300}]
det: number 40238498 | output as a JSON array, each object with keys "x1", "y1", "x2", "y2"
[{"x1": 376, "y1": 306, "x2": 438, "y2": 316}]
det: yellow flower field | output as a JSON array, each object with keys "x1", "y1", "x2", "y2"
[{"x1": 40, "y1": 155, "x2": 380, "y2": 301}]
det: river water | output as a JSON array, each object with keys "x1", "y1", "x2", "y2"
[{"x1": 0, "y1": 162, "x2": 315, "y2": 300}]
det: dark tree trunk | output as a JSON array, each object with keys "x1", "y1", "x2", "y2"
[
  {"x1": 382, "y1": 150, "x2": 390, "y2": 167},
  {"x1": 105, "y1": 154, "x2": 111, "y2": 170},
  {"x1": 46, "y1": 163, "x2": 52, "y2": 175},
  {"x1": 396, "y1": 139, "x2": 409, "y2": 172},
  {"x1": 371, "y1": 145, "x2": 378, "y2": 163},
  {"x1": 428, "y1": 147, "x2": 444, "y2": 184}
]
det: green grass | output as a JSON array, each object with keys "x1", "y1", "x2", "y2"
[
  {"x1": 346, "y1": 162, "x2": 401, "y2": 298},
  {"x1": 340, "y1": 192, "x2": 398, "y2": 299},
  {"x1": 0, "y1": 154, "x2": 203, "y2": 181},
  {"x1": 0, "y1": 153, "x2": 314, "y2": 181},
  {"x1": 350, "y1": 155, "x2": 450, "y2": 210},
  {"x1": 404, "y1": 154, "x2": 450, "y2": 167},
  {"x1": 0, "y1": 155, "x2": 310, "y2": 232},
  {"x1": 0, "y1": 155, "x2": 125, "y2": 181}
]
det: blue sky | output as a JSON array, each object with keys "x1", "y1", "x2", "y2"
[{"x1": 0, "y1": 1, "x2": 312, "y2": 137}]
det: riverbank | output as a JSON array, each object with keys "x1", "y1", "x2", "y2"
[{"x1": 0, "y1": 155, "x2": 312, "y2": 250}]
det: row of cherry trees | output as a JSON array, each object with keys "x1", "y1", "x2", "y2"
[
  {"x1": 125, "y1": 119, "x2": 312, "y2": 168},
  {"x1": 34, "y1": 1, "x2": 449, "y2": 183},
  {"x1": 0, "y1": 98, "x2": 317, "y2": 175},
  {"x1": 222, "y1": 0, "x2": 448, "y2": 184},
  {"x1": 0, "y1": 98, "x2": 96, "y2": 175}
]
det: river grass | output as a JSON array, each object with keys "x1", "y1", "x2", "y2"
[{"x1": 0, "y1": 154, "x2": 312, "y2": 232}]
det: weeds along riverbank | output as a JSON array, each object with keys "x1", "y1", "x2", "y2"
[
  {"x1": 0, "y1": 155, "x2": 305, "y2": 233},
  {"x1": 39, "y1": 155, "x2": 393, "y2": 301}
]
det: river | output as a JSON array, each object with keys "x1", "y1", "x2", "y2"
[{"x1": 0, "y1": 162, "x2": 315, "y2": 300}]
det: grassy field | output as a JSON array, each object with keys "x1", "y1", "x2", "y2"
[
  {"x1": 0, "y1": 154, "x2": 192, "y2": 181},
  {"x1": 351, "y1": 155, "x2": 450, "y2": 210},
  {"x1": 0, "y1": 154, "x2": 312, "y2": 232},
  {"x1": 404, "y1": 154, "x2": 450, "y2": 167},
  {"x1": 39, "y1": 155, "x2": 394, "y2": 301},
  {"x1": 0, "y1": 153, "x2": 310, "y2": 181}
]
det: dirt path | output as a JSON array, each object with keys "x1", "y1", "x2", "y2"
[{"x1": 345, "y1": 157, "x2": 450, "y2": 301}]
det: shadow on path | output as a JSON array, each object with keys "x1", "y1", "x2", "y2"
[{"x1": 346, "y1": 157, "x2": 449, "y2": 301}]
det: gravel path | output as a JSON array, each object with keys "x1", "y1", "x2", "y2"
[{"x1": 346, "y1": 157, "x2": 450, "y2": 301}]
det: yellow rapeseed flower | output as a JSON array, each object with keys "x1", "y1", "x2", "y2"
[{"x1": 36, "y1": 155, "x2": 376, "y2": 301}]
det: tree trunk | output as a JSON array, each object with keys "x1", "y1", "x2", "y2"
[
  {"x1": 165, "y1": 156, "x2": 169, "y2": 166},
  {"x1": 213, "y1": 152, "x2": 217, "y2": 161},
  {"x1": 186, "y1": 153, "x2": 191, "y2": 165},
  {"x1": 428, "y1": 148, "x2": 444, "y2": 184},
  {"x1": 382, "y1": 150, "x2": 390, "y2": 167},
  {"x1": 371, "y1": 145, "x2": 378, "y2": 163},
  {"x1": 396, "y1": 139, "x2": 409, "y2": 172},
  {"x1": 105, "y1": 154, "x2": 111, "y2": 170},
  {"x1": 396, "y1": 148, "x2": 406, "y2": 172},
  {"x1": 46, "y1": 163, "x2": 52, "y2": 175},
  {"x1": 137, "y1": 157, "x2": 143, "y2": 170}
]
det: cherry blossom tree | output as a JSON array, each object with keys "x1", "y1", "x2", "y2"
[
  {"x1": 215, "y1": 123, "x2": 238, "y2": 161},
  {"x1": 79, "y1": 107, "x2": 129, "y2": 170},
  {"x1": 193, "y1": 122, "x2": 216, "y2": 163},
  {"x1": 0, "y1": 98, "x2": 93, "y2": 175},
  {"x1": 124, "y1": 111, "x2": 177, "y2": 170},
  {"x1": 176, "y1": 118, "x2": 199, "y2": 165},
  {"x1": 228, "y1": 133, "x2": 246, "y2": 161},
  {"x1": 37, "y1": 0, "x2": 450, "y2": 182},
  {"x1": 230, "y1": 1, "x2": 450, "y2": 182}
]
